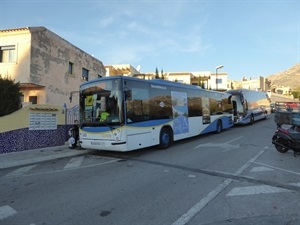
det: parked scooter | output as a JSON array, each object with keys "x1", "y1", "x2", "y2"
[{"x1": 272, "y1": 125, "x2": 300, "y2": 156}]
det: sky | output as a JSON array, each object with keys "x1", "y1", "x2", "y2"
[{"x1": 0, "y1": 0, "x2": 299, "y2": 80}]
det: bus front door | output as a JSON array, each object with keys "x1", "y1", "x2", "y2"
[{"x1": 232, "y1": 100, "x2": 238, "y2": 122}]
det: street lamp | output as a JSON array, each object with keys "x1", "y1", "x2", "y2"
[{"x1": 215, "y1": 65, "x2": 224, "y2": 91}]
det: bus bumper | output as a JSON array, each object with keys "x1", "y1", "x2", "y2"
[{"x1": 79, "y1": 140, "x2": 128, "y2": 152}]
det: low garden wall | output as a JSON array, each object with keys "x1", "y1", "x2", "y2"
[{"x1": 0, "y1": 104, "x2": 70, "y2": 154}]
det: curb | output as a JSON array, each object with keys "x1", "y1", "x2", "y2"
[{"x1": 0, "y1": 145, "x2": 90, "y2": 170}]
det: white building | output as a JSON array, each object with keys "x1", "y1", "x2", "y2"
[{"x1": 0, "y1": 26, "x2": 106, "y2": 107}]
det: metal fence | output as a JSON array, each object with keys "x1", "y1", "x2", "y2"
[{"x1": 66, "y1": 105, "x2": 79, "y2": 125}]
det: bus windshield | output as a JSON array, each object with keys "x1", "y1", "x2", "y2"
[{"x1": 79, "y1": 78, "x2": 123, "y2": 126}]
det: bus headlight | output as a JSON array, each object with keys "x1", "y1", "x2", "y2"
[{"x1": 113, "y1": 129, "x2": 121, "y2": 141}]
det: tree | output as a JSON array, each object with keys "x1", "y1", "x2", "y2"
[
  {"x1": 0, "y1": 75, "x2": 22, "y2": 116},
  {"x1": 197, "y1": 76, "x2": 201, "y2": 86},
  {"x1": 197, "y1": 76, "x2": 205, "y2": 89},
  {"x1": 291, "y1": 87, "x2": 300, "y2": 99},
  {"x1": 155, "y1": 67, "x2": 159, "y2": 79},
  {"x1": 161, "y1": 69, "x2": 164, "y2": 80}
]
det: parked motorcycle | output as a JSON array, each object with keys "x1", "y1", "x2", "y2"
[
  {"x1": 272, "y1": 101, "x2": 300, "y2": 156},
  {"x1": 272, "y1": 125, "x2": 300, "y2": 156}
]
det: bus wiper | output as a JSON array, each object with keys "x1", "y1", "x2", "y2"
[{"x1": 101, "y1": 122, "x2": 115, "y2": 131}]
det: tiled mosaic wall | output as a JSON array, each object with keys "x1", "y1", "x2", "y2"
[{"x1": 0, "y1": 125, "x2": 68, "y2": 154}]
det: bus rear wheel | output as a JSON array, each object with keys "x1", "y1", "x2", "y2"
[{"x1": 158, "y1": 127, "x2": 173, "y2": 149}]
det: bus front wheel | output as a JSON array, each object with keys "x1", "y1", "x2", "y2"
[
  {"x1": 158, "y1": 127, "x2": 173, "y2": 149},
  {"x1": 249, "y1": 114, "x2": 254, "y2": 125},
  {"x1": 264, "y1": 111, "x2": 267, "y2": 120}
]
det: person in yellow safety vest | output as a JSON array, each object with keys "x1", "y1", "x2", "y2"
[{"x1": 100, "y1": 111, "x2": 110, "y2": 122}]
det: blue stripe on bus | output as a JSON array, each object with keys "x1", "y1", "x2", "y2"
[
  {"x1": 82, "y1": 116, "x2": 233, "y2": 133},
  {"x1": 126, "y1": 118, "x2": 172, "y2": 127},
  {"x1": 201, "y1": 116, "x2": 233, "y2": 134},
  {"x1": 82, "y1": 119, "x2": 173, "y2": 132}
]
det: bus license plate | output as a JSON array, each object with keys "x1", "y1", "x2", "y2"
[{"x1": 91, "y1": 141, "x2": 105, "y2": 146}]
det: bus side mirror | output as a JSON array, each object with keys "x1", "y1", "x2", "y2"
[
  {"x1": 228, "y1": 96, "x2": 232, "y2": 104},
  {"x1": 69, "y1": 90, "x2": 79, "y2": 103},
  {"x1": 241, "y1": 96, "x2": 244, "y2": 104}
]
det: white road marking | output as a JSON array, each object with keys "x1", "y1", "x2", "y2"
[
  {"x1": 194, "y1": 136, "x2": 243, "y2": 152},
  {"x1": 187, "y1": 174, "x2": 196, "y2": 178},
  {"x1": 225, "y1": 136, "x2": 244, "y2": 144},
  {"x1": 64, "y1": 156, "x2": 84, "y2": 169},
  {"x1": 16, "y1": 159, "x2": 120, "y2": 177},
  {"x1": 290, "y1": 182, "x2": 300, "y2": 187},
  {"x1": 4, "y1": 165, "x2": 37, "y2": 177},
  {"x1": 194, "y1": 142, "x2": 240, "y2": 151},
  {"x1": 171, "y1": 150, "x2": 265, "y2": 225},
  {"x1": 1, "y1": 158, "x2": 120, "y2": 179},
  {"x1": 226, "y1": 185, "x2": 291, "y2": 196},
  {"x1": 172, "y1": 179, "x2": 232, "y2": 225},
  {"x1": 250, "y1": 166, "x2": 274, "y2": 172},
  {"x1": 194, "y1": 136, "x2": 244, "y2": 152},
  {"x1": 254, "y1": 162, "x2": 300, "y2": 176},
  {"x1": 0, "y1": 205, "x2": 17, "y2": 220}
]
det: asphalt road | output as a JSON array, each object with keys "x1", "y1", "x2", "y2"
[{"x1": 1, "y1": 113, "x2": 299, "y2": 225}]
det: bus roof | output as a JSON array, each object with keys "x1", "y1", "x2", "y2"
[
  {"x1": 226, "y1": 89, "x2": 266, "y2": 94},
  {"x1": 80, "y1": 75, "x2": 230, "y2": 96},
  {"x1": 80, "y1": 75, "x2": 203, "y2": 90}
]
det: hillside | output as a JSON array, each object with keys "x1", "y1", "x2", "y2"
[{"x1": 267, "y1": 63, "x2": 300, "y2": 90}]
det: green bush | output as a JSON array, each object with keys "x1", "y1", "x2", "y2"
[
  {"x1": 291, "y1": 87, "x2": 300, "y2": 100},
  {"x1": 0, "y1": 76, "x2": 22, "y2": 116}
]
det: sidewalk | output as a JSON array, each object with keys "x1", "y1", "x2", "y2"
[{"x1": 0, "y1": 144, "x2": 90, "y2": 169}]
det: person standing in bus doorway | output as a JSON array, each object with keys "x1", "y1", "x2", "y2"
[{"x1": 73, "y1": 119, "x2": 79, "y2": 148}]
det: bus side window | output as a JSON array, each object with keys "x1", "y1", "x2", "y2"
[
  {"x1": 126, "y1": 100, "x2": 134, "y2": 122},
  {"x1": 126, "y1": 99, "x2": 150, "y2": 122},
  {"x1": 187, "y1": 96, "x2": 202, "y2": 117},
  {"x1": 125, "y1": 90, "x2": 132, "y2": 101}
]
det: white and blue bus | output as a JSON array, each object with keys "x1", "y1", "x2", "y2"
[
  {"x1": 226, "y1": 89, "x2": 271, "y2": 125},
  {"x1": 79, "y1": 76, "x2": 233, "y2": 151}
]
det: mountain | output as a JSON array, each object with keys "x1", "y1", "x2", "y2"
[{"x1": 267, "y1": 64, "x2": 300, "y2": 90}]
